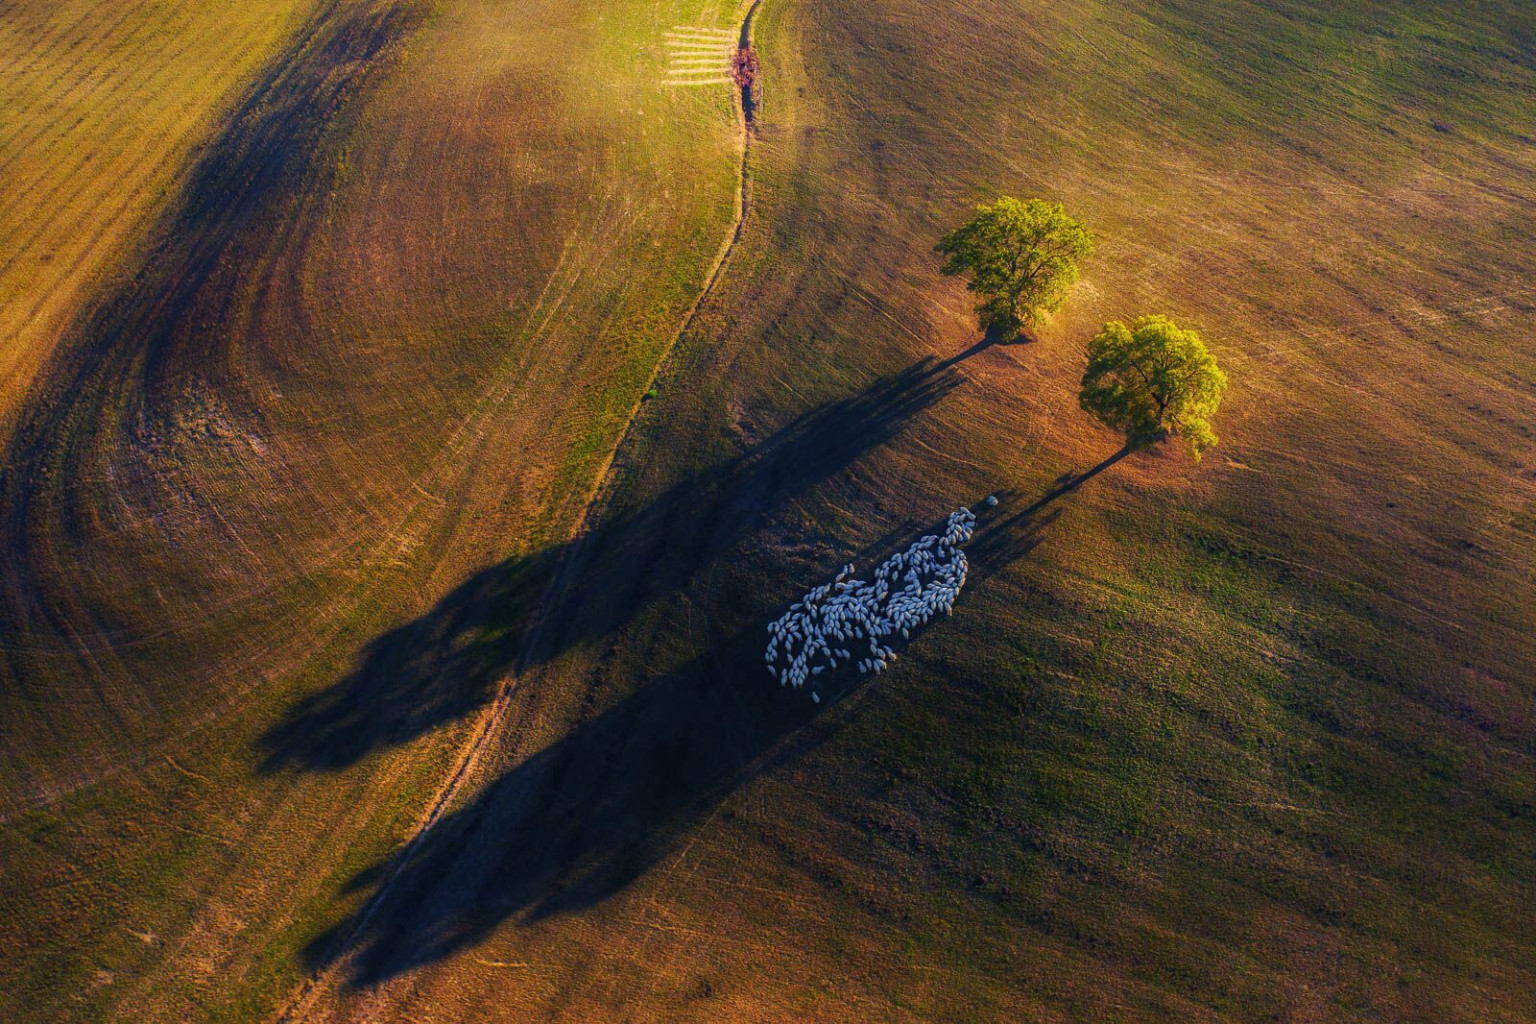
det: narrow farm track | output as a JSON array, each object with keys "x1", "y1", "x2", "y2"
[
  {"x1": 10, "y1": 0, "x2": 1536, "y2": 1016},
  {"x1": 0, "y1": 6, "x2": 752, "y2": 811},
  {"x1": 271, "y1": 7, "x2": 762, "y2": 1018}
]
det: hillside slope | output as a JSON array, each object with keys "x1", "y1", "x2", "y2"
[
  {"x1": 0, "y1": 0, "x2": 745, "y2": 1018},
  {"x1": 3, "y1": 0, "x2": 1534, "y2": 1020},
  {"x1": 292, "y1": 0, "x2": 1536, "y2": 1019},
  {"x1": 0, "y1": 0, "x2": 319, "y2": 437}
]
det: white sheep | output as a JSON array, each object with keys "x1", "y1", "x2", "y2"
[{"x1": 764, "y1": 507, "x2": 978, "y2": 693}]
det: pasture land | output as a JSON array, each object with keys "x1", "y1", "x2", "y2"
[
  {"x1": 292, "y1": 0, "x2": 1536, "y2": 1019},
  {"x1": 1, "y1": 0, "x2": 744, "y2": 1018},
  {"x1": 2, "y1": 0, "x2": 1534, "y2": 1020},
  {"x1": 0, "y1": 0, "x2": 317, "y2": 436}
]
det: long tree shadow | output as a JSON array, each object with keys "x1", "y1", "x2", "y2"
[
  {"x1": 966, "y1": 444, "x2": 1134, "y2": 581},
  {"x1": 300, "y1": 618, "x2": 844, "y2": 986},
  {"x1": 256, "y1": 553, "x2": 554, "y2": 771},
  {"x1": 258, "y1": 357, "x2": 969, "y2": 771},
  {"x1": 296, "y1": 438, "x2": 1126, "y2": 986},
  {"x1": 930, "y1": 323, "x2": 1028, "y2": 373}
]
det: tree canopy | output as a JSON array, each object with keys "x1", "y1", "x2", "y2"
[
  {"x1": 935, "y1": 196, "x2": 1094, "y2": 338},
  {"x1": 1078, "y1": 314, "x2": 1227, "y2": 460}
]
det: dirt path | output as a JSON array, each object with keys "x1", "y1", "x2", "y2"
[{"x1": 270, "y1": 5, "x2": 763, "y2": 1019}]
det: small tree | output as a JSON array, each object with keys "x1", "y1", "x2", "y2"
[
  {"x1": 935, "y1": 196, "x2": 1094, "y2": 339},
  {"x1": 1078, "y1": 314, "x2": 1227, "y2": 460}
]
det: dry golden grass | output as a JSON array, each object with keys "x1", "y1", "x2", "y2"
[
  {"x1": 0, "y1": 0, "x2": 316, "y2": 435},
  {"x1": 3, "y1": 0, "x2": 1535, "y2": 1019},
  {"x1": 1, "y1": 0, "x2": 746, "y2": 1018},
  {"x1": 0, "y1": 0, "x2": 743, "y2": 790},
  {"x1": 283, "y1": 0, "x2": 1536, "y2": 1019}
]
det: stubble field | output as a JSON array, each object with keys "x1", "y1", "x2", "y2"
[{"x1": 2, "y1": 0, "x2": 1534, "y2": 1020}]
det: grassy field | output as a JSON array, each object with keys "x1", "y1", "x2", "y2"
[
  {"x1": 284, "y1": 0, "x2": 1536, "y2": 1019},
  {"x1": 4, "y1": 0, "x2": 1536, "y2": 1019},
  {"x1": 0, "y1": 0, "x2": 746, "y2": 1018},
  {"x1": 0, "y1": 0, "x2": 320, "y2": 437}
]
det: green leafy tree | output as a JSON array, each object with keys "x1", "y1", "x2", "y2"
[
  {"x1": 1078, "y1": 314, "x2": 1227, "y2": 460},
  {"x1": 935, "y1": 196, "x2": 1094, "y2": 338}
]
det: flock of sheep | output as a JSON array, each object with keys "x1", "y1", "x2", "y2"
[{"x1": 765, "y1": 506, "x2": 979, "y2": 703}]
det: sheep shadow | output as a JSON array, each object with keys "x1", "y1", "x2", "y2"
[{"x1": 258, "y1": 357, "x2": 968, "y2": 772}]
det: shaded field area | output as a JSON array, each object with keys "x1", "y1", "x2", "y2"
[
  {"x1": 0, "y1": 0, "x2": 745, "y2": 1019},
  {"x1": 304, "y1": 0, "x2": 1536, "y2": 1019},
  {"x1": 2, "y1": 0, "x2": 1535, "y2": 1020},
  {"x1": 257, "y1": 359, "x2": 962, "y2": 774},
  {"x1": 291, "y1": 358, "x2": 1120, "y2": 1001}
]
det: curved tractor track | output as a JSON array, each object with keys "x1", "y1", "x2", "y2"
[
  {"x1": 0, "y1": 0, "x2": 439, "y2": 810},
  {"x1": 0, "y1": 0, "x2": 745, "y2": 819},
  {"x1": 272, "y1": 4, "x2": 764, "y2": 1018}
]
